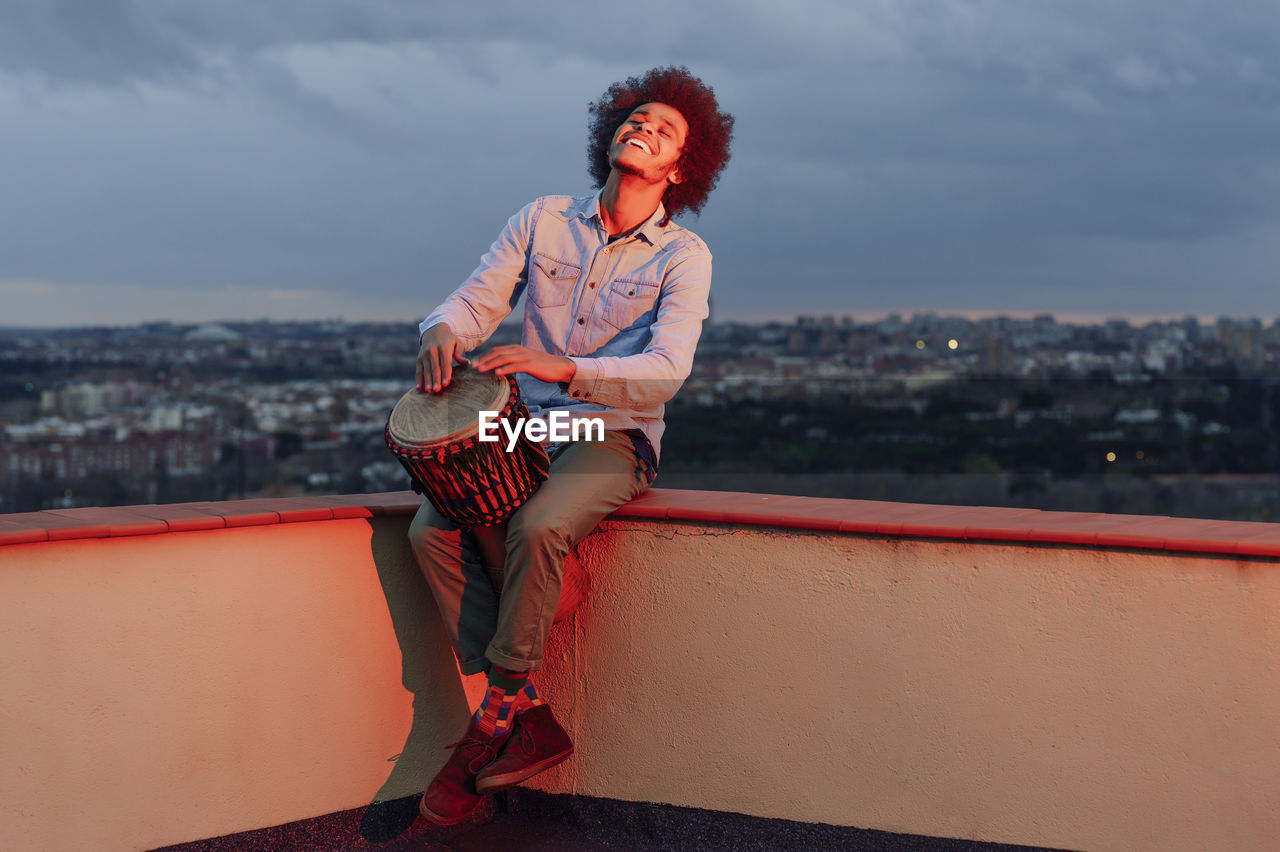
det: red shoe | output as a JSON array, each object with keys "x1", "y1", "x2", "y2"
[
  {"x1": 474, "y1": 704, "x2": 574, "y2": 794},
  {"x1": 419, "y1": 716, "x2": 512, "y2": 826}
]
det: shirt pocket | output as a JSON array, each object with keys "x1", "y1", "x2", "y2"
[
  {"x1": 528, "y1": 253, "x2": 580, "y2": 308},
  {"x1": 602, "y1": 277, "x2": 661, "y2": 331}
]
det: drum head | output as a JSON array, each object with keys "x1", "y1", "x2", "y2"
[{"x1": 388, "y1": 366, "x2": 511, "y2": 449}]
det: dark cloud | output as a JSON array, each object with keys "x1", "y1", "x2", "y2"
[
  {"x1": 0, "y1": 0, "x2": 197, "y2": 83},
  {"x1": 1, "y1": 0, "x2": 1279, "y2": 324}
]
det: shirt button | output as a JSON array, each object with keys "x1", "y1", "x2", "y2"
[
  {"x1": 589, "y1": 281, "x2": 596, "y2": 289},
  {"x1": 577, "y1": 317, "x2": 585, "y2": 325}
]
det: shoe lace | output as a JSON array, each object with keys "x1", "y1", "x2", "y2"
[
  {"x1": 444, "y1": 736, "x2": 500, "y2": 774},
  {"x1": 518, "y1": 724, "x2": 536, "y2": 756}
]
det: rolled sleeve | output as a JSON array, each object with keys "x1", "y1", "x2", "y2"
[{"x1": 565, "y1": 248, "x2": 711, "y2": 409}]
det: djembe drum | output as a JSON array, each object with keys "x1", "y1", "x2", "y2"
[{"x1": 385, "y1": 365, "x2": 550, "y2": 528}]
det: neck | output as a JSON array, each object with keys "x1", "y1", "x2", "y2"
[{"x1": 599, "y1": 171, "x2": 666, "y2": 237}]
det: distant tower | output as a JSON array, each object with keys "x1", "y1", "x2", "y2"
[
  {"x1": 1180, "y1": 315, "x2": 1200, "y2": 345},
  {"x1": 982, "y1": 334, "x2": 1011, "y2": 376}
]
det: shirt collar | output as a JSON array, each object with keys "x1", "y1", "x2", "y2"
[{"x1": 578, "y1": 191, "x2": 668, "y2": 246}]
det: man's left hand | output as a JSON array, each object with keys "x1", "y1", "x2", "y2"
[{"x1": 472, "y1": 345, "x2": 576, "y2": 384}]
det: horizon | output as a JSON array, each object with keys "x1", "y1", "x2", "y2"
[{"x1": 3, "y1": 308, "x2": 1277, "y2": 334}]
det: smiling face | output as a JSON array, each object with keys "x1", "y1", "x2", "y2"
[{"x1": 608, "y1": 102, "x2": 689, "y2": 186}]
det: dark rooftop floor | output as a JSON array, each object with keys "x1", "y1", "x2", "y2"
[{"x1": 151, "y1": 789, "x2": 1076, "y2": 852}]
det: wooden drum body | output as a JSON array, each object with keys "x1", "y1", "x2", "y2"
[{"x1": 385, "y1": 366, "x2": 550, "y2": 528}]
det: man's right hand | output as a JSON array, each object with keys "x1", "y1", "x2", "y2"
[{"x1": 415, "y1": 323, "x2": 469, "y2": 392}]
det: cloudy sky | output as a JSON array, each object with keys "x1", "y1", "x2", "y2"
[{"x1": 2, "y1": 0, "x2": 1278, "y2": 327}]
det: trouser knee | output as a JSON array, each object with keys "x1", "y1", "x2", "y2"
[
  {"x1": 406, "y1": 506, "x2": 434, "y2": 551},
  {"x1": 407, "y1": 503, "x2": 459, "y2": 571},
  {"x1": 507, "y1": 509, "x2": 569, "y2": 559}
]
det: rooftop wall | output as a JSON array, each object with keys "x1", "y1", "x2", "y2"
[{"x1": 2, "y1": 492, "x2": 1279, "y2": 851}]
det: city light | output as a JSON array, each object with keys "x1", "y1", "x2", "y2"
[{"x1": 5, "y1": 313, "x2": 1278, "y2": 517}]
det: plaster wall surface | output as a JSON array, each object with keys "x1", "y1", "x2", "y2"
[
  {"x1": 2, "y1": 513, "x2": 1278, "y2": 851},
  {"x1": 0, "y1": 518, "x2": 471, "y2": 852},
  {"x1": 529, "y1": 519, "x2": 1280, "y2": 852}
]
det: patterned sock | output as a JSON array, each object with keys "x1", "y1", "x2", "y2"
[
  {"x1": 474, "y1": 666, "x2": 528, "y2": 738},
  {"x1": 514, "y1": 678, "x2": 545, "y2": 715}
]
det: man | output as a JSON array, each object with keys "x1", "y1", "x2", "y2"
[{"x1": 408, "y1": 66, "x2": 733, "y2": 826}]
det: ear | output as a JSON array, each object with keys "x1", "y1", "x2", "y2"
[{"x1": 667, "y1": 167, "x2": 683, "y2": 185}]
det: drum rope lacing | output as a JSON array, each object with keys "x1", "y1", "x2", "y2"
[{"x1": 385, "y1": 374, "x2": 551, "y2": 528}]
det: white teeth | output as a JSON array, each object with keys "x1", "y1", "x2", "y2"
[{"x1": 626, "y1": 139, "x2": 651, "y2": 154}]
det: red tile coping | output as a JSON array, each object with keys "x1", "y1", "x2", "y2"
[{"x1": 1, "y1": 490, "x2": 1278, "y2": 558}]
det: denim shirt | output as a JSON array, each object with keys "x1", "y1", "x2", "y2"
[{"x1": 420, "y1": 192, "x2": 712, "y2": 461}]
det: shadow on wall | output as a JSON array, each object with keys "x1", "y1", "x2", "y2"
[
  {"x1": 356, "y1": 514, "x2": 471, "y2": 842},
  {"x1": 351, "y1": 511, "x2": 593, "y2": 842}
]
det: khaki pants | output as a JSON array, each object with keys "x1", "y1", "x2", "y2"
[{"x1": 407, "y1": 430, "x2": 651, "y2": 675}]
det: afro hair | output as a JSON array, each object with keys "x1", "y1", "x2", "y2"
[{"x1": 587, "y1": 66, "x2": 734, "y2": 219}]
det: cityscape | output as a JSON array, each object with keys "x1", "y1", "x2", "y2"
[{"x1": 3, "y1": 312, "x2": 1279, "y2": 520}]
